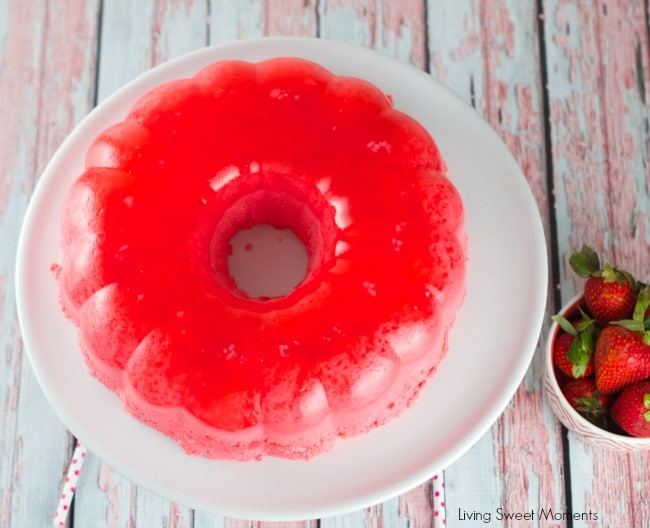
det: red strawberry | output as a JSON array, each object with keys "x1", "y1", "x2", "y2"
[
  {"x1": 584, "y1": 274, "x2": 636, "y2": 326},
  {"x1": 561, "y1": 377, "x2": 611, "y2": 427},
  {"x1": 594, "y1": 327, "x2": 650, "y2": 394},
  {"x1": 569, "y1": 245, "x2": 637, "y2": 325},
  {"x1": 594, "y1": 287, "x2": 650, "y2": 394},
  {"x1": 551, "y1": 312, "x2": 596, "y2": 378},
  {"x1": 610, "y1": 381, "x2": 650, "y2": 437}
]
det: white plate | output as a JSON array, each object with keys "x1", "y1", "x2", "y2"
[{"x1": 15, "y1": 38, "x2": 548, "y2": 521}]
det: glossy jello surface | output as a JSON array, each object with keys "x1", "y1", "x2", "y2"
[{"x1": 57, "y1": 57, "x2": 466, "y2": 460}]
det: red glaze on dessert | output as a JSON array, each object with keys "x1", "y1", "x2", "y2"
[{"x1": 57, "y1": 58, "x2": 466, "y2": 460}]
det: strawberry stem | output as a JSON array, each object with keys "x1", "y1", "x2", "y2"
[
  {"x1": 613, "y1": 285, "x2": 650, "y2": 344},
  {"x1": 600, "y1": 264, "x2": 636, "y2": 287},
  {"x1": 575, "y1": 394, "x2": 607, "y2": 428},
  {"x1": 568, "y1": 245, "x2": 637, "y2": 289},
  {"x1": 551, "y1": 314, "x2": 578, "y2": 336},
  {"x1": 567, "y1": 322, "x2": 596, "y2": 378},
  {"x1": 633, "y1": 285, "x2": 650, "y2": 323}
]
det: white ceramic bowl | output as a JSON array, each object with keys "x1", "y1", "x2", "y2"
[{"x1": 543, "y1": 294, "x2": 650, "y2": 450}]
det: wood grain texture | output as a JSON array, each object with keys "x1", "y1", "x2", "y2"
[
  {"x1": 208, "y1": 0, "x2": 266, "y2": 41},
  {"x1": 263, "y1": 0, "x2": 318, "y2": 36},
  {"x1": 543, "y1": 0, "x2": 650, "y2": 526},
  {"x1": 320, "y1": 0, "x2": 426, "y2": 68},
  {"x1": 545, "y1": 0, "x2": 650, "y2": 294},
  {"x1": 0, "y1": 1, "x2": 101, "y2": 527}
]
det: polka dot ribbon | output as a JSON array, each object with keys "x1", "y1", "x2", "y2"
[
  {"x1": 433, "y1": 472, "x2": 446, "y2": 526},
  {"x1": 53, "y1": 441, "x2": 87, "y2": 527}
]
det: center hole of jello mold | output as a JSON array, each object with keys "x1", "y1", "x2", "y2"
[
  {"x1": 205, "y1": 174, "x2": 338, "y2": 302},
  {"x1": 227, "y1": 224, "x2": 309, "y2": 299}
]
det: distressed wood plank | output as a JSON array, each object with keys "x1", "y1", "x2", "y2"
[
  {"x1": 208, "y1": 0, "x2": 265, "y2": 42},
  {"x1": 544, "y1": 0, "x2": 650, "y2": 294},
  {"x1": 262, "y1": 0, "x2": 319, "y2": 36},
  {"x1": 1, "y1": 0, "x2": 101, "y2": 526},
  {"x1": 209, "y1": 0, "x2": 319, "y2": 41},
  {"x1": 208, "y1": 0, "x2": 317, "y2": 43},
  {"x1": 0, "y1": 1, "x2": 102, "y2": 527},
  {"x1": 319, "y1": 0, "x2": 426, "y2": 68},
  {"x1": 545, "y1": 0, "x2": 650, "y2": 292},
  {"x1": 427, "y1": 0, "x2": 565, "y2": 524},
  {"x1": 96, "y1": 0, "x2": 209, "y2": 102},
  {"x1": 543, "y1": 0, "x2": 650, "y2": 525}
]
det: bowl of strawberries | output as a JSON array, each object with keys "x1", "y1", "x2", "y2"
[{"x1": 543, "y1": 245, "x2": 650, "y2": 450}]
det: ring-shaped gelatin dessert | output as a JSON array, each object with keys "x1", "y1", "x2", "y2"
[{"x1": 55, "y1": 57, "x2": 467, "y2": 460}]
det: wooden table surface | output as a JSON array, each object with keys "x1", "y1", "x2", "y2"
[{"x1": 2, "y1": 1, "x2": 649, "y2": 527}]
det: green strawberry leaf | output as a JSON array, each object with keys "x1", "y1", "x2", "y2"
[
  {"x1": 576, "y1": 308, "x2": 595, "y2": 332},
  {"x1": 575, "y1": 395, "x2": 607, "y2": 427},
  {"x1": 567, "y1": 325, "x2": 595, "y2": 377},
  {"x1": 644, "y1": 393, "x2": 650, "y2": 410},
  {"x1": 600, "y1": 264, "x2": 637, "y2": 288},
  {"x1": 569, "y1": 245, "x2": 600, "y2": 277},
  {"x1": 552, "y1": 314, "x2": 578, "y2": 336},
  {"x1": 579, "y1": 323, "x2": 596, "y2": 353},
  {"x1": 633, "y1": 285, "x2": 650, "y2": 323},
  {"x1": 612, "y1": 319, "x2": 646, "y2": 332},
  {"x1": 619, "y1": 269, "x2": 638, "y2": 290}
]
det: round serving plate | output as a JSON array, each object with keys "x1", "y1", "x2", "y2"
[{"x1": 15, "y1": 37, "x2": 548, "y2": 521}]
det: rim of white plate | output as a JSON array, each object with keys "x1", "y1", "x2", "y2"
[{"x1": 15, "y1": 37, "x2": 548, "y2": 521}]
